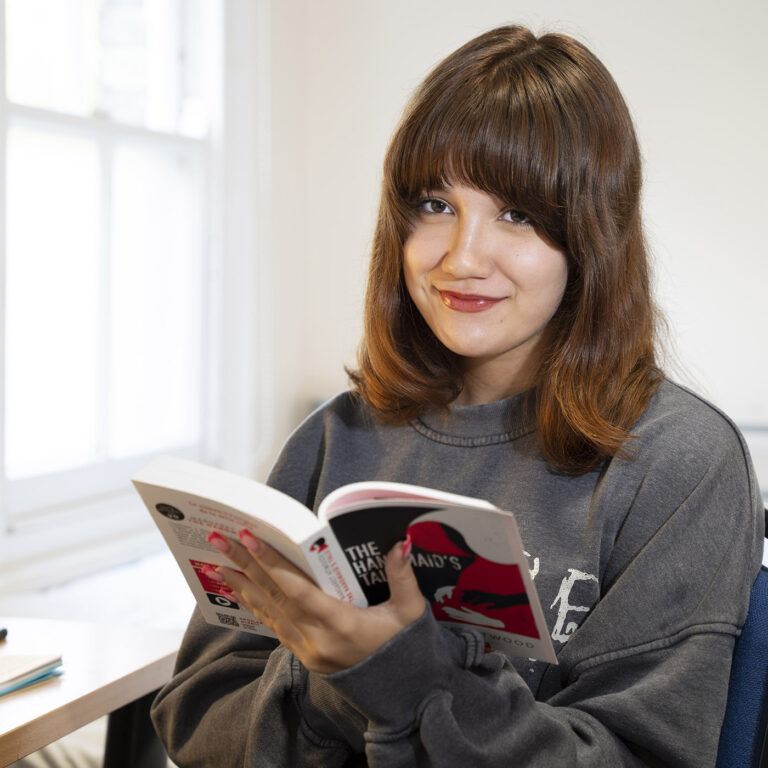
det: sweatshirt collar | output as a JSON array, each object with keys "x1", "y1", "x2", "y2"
[{"x1": 411, "y1": 390, "x2": 536, "y2": 446}]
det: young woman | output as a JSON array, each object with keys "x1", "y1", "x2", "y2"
[{"x1": 152, "y1": 25, "x2": 763, "y2": 767}]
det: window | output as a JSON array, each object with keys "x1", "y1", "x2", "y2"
[{"x1": 0, "y1": 0, "x2": 268, "y2": 589}]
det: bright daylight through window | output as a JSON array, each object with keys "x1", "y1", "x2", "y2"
[{"x1": 1, "y1": 0, "x2": 217, "y2": 525}]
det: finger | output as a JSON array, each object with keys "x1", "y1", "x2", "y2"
[
  {"x1": 207, "y1": 532, "x2": 291, "y2": 615},
  {"x1": 208, "y1": 532, "x2": 279, "y2": 594},
  {"x1": 385, "y1": 536, "x2": 426, "y2": 620},
  {"x1": 236, "y1": 531, "x2": 330, "y2": 613},
  {"x1": 212, "y1": 529, "x2": 311, "y2": 590},
  {"x1": 215, "y1": 564, "x2": 307, "y2": 650},
  {"x1": 216, "y1": 563, "x2": 267, "y2": 600},
  {"x1": 208, "y1": 530, "x2": 261, "y2": 571},
  {"x1": 208, "y1": 531, "x2": 302, "y2": 601},
  {"x1": 209, "y1": 529, "x2": 334, "y2": 622},
  {"x1": 207, "y1": 534, "x2": 323, "y2": 653}
]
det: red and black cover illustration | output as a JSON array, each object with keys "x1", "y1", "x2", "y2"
[{"x1": 326, "y1": 502, "x2": 554, "y2": 660}]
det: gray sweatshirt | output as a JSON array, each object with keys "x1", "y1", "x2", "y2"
[{"x1": 151, "y1": 379, "x2": 764, "y2": 767}]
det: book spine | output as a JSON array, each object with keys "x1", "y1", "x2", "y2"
[{"x1": 299, "y1": 526, "x2": 368, "y2": 606}]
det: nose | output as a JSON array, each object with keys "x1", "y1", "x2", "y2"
[{"x1": 441, "y1": 217, "x2": 493, "y2": 279}]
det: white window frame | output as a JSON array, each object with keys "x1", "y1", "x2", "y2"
[
  {"x1": 1, "y1": 103, "x2": 209, "y2": 519},
  {"x1": 0, "y1": 0, "x2": 273, "y2": 593}
]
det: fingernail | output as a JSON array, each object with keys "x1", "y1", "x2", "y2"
[
  {"x1": 201, "y1": 564, "x2": 224, "y2": 582},
  {"x1": 238, "y1": 528, "x2": 261, "y2": 553},
  {"x1": 207, "y1": 531, "x2": 230, "y2": 553},
  {"x1": 402, "y1": 534, "x2": 412, "y2": 560}
]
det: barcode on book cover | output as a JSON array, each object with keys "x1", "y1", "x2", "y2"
[{"x1": 216, "y1": 613, "x2": 239, "y2": 628}]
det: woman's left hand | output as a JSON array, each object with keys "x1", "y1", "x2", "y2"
[{"x1": 206, "y1": 530, "x2": 426, "y2": 674}]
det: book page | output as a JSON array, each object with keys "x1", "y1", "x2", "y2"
[{"x1": 319, "y1": 480, "x2": 497, "y2": 520}]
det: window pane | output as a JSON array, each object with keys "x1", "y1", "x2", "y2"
[
  {"x1": 5, "y1": 127, "x2": 101, "y2": 478},
  {"x1": 5, "y1": 0, "x2": 100, "y2": 118},
  {"x1": 108, "y1": 142, "x2": 204, "y2": 457},
  {"x1": 5, "y1": 0, "x2": 211, "y2": 138}
]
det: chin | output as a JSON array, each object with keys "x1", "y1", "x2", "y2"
[{"x1": 441, "y1": 337, "x2": 505, "y2": 359}]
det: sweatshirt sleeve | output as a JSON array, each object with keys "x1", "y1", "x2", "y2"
[
  {"x1": 325, "y1": 602, "x2": 737, "y2": 766},
  {"x1": 150, "y1": 610, "x2": 368, "y2": 767},
  {"x1": 322, "y1": 410, "x2": 764, "y2": 766}
]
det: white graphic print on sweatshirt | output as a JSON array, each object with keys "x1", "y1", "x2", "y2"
[{"x1": 526, "y1": 551, "x2": 598, "y2": 645}]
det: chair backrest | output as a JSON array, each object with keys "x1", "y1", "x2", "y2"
[{"x1": 716, "y1": 558, "x2": 768, "y2": 768}]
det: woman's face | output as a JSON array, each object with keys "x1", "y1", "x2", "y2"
[{"x1": 403, "y1": 183, "x2": 568, "y2": 402}]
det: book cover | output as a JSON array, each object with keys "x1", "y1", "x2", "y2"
[
  {"x1": 133, "y1": 456, "x2": 557, "y2": 663},
  {"x1": 325, "y1": 500, "x2": 555, "y2": 662}
]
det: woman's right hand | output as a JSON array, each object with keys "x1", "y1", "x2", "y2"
[{"x1": 207, "y1": 530, "x2": 426, "y2": 675}]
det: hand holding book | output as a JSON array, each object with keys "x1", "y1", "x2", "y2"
[
  {"x1": 206, "y1": 528, "x2": 426, "y2": 674},
  {"x1": 132, "y1": 455, "x2": 557, "y2": 663}
]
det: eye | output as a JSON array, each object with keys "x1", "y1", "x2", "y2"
[
  {"x1": 500, "y1": 209, "x2": 531, "y2": 226},
  {"x1": 416, "y1": 198, "x2": 453, "y2": 216}
]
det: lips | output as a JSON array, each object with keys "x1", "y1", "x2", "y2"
[{"x1": 438, "y1": 290, "x2": 504, "y2": 313}]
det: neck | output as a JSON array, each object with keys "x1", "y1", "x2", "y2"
[{"x1": 454, "y1": 355, "x2": 539, "y2": 406}]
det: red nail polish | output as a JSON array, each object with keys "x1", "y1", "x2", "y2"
[
  {"x1": 238, "y1": 528, "x2": 260, "y2": 553},
  {"x1": 207, "y1": 531, "x2": 230, "y2": 553},
  {"x1": 402, "y1": 534, "x2": 413, "y2": 559},
  {"x1": 201, "y1": 564, "x2": 225, "y2": 582}
]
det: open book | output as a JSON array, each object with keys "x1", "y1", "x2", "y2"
[{"x1": 132, "y1": 455, "x2": 557, "y2": 663}]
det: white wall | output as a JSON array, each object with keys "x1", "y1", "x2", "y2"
[{"x1": 261, "y1": 0, "x2": 768, "y2": 481}]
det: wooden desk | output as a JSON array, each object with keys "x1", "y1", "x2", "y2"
[{"x1": 0, "y1": 617, "x2": 183, "y2": 767}]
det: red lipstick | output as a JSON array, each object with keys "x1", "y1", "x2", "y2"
[{"x1": 438, "y1": 290, "x2": 503, "y2": 313}]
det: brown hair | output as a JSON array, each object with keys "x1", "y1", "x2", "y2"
[{"x1": 349, "y1": 25, "x2": 662, "y2": 474}]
